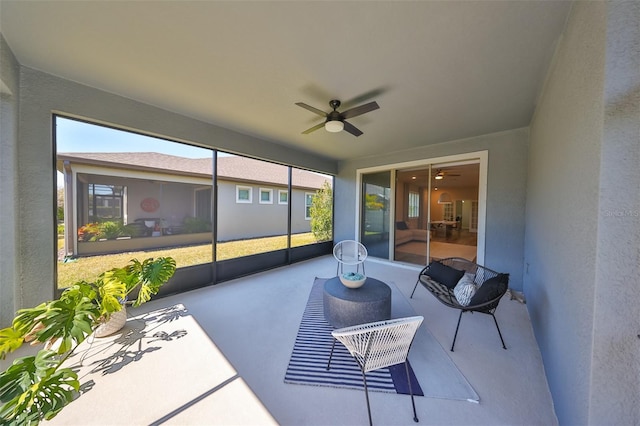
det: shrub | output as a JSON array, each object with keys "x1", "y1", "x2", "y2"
[
  {"x1": 310, "y1": 182, "x2": 333, "y2": 242},
  {"x1": 182, "y1": 217, "x2": 211, "y2": 234},
  {"x1": 98, "y1": 221, "x2": 124, "y2": 240},
  {"x1": 77, "y1": 223, "x2": 101, "y2": 242}
]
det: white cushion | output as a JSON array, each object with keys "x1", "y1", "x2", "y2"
[{"x1": 453, "y1": 273, "x2": 477, "y2": 306}]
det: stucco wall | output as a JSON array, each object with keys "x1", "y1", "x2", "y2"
[
  {"x1": 216, "y1": 181, "x2": 311, "y2": 241},
  {"x1": 526, "y1": 2, "x2": 639, "y2": 424},
  {"x1": 0, "y1": 34, "x2": 20, "y2": 327},
  {"x1": 0, "y1": 64, "x2": 337, "y2": 327},
  {"x1": 334, "y1": 127, "x2": 529, "y2": 290},
  {"x1": 590, "y1": 1, "x2": 640, "y2": 423}
]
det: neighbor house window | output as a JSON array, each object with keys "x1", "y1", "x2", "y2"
[
  {"x1": 88, "y1": 184, "x2": 125, "y2": 222},
  {"x1": 259, "y1": 188, "x2": 273, "y2": 204},
  {"x1": 408, "y1": 191, "x2": 419, "y2": 218},
  {"x1": 278, "y1": 190, "x2": 288, "y2": 205},
  {"x1": 236, "y1": 186, "x2": 252, "y2": 203},
  {"x1": 305, "y1": 192, "x2": 314, "y2": 220}
]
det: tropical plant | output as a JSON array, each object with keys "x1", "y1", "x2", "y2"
[
  {"x1": 182, "y1": 216, "x2": 211, "y2": 234},
  {"x1": 309, "y1": 182, "x2": 333, "y2": 242},
  {"x1": 77, "y1": 222, "x2": 101, "y2": 242},
  {"x1": 98, "y1": 221, "x2": 124, "y2": 240},
  {"x1": 0, "y1": 257, "x2": 176, "y2": 424}
]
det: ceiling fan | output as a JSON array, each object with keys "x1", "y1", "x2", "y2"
[
  {"x1": 433, "y1": 169, "x2": 461, "y2": 180},
  {"x1": 295, "y1": 99, "x2": 379, "y2": 137}
]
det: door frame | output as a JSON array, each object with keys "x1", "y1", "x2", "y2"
[{"x1": 355, "y1": 150, "x2": 488, "y2": 265}]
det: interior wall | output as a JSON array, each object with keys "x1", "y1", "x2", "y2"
[
  {"x1": 0, "y1": 62, "x2": 338, "y2": 327},
  {"x1": 0, "y1": 34, "x2": 20, "y2": 328},
  {"x1": 335, "y1": 127, "x2": 528, "y2": 290},
  {"x1": 429, "y1": 187, "x2": 479, "y2": 224},
  {"x1": 527, "y1": 4, "x2": 640, "y2": 423}
]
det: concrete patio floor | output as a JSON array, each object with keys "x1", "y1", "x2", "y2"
[{"x1": 44, "y1": 255, "x2": 557, "y2": 425}]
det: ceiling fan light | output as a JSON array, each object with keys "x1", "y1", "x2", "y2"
[
  {"x1": 325, "y1": 120, "x2": 344, "y2": 133},
  {"x1": 435, "y1": 174, "x2": 444, "y2": 180}
]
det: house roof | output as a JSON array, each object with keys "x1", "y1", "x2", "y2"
[{"x1": 58, "y1": 152, "x2": 330, "y2": 190}]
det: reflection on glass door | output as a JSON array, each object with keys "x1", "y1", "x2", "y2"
[
  {"x1": 361, "y1": 171, "x2": 391, "y2": 259},
  {"x1": 392, "y1": 163, "x2": 480, "y2": 266},
  {"x1": 429, "y1": 163, "x2": 479, "y2": 263},
  {"x1": 394, "y1": 168, "x2": 430, "y2": 265}
]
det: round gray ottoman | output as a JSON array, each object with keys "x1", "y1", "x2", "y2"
[{"x1": 323, "y1": 276, "x2": 392, "y2": 328}]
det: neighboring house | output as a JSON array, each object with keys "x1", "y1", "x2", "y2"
[{"x1": 57, "y1": 152, "x2": 330, "y2": 256}]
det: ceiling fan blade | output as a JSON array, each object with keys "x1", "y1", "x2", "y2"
[
  {"x1": 295, "y1": 102, "x2": 327, "y2": 117},
  {"x1": 342, "y1": 87, "x2": 389, "y2": 110},
  {"x1": 341, "y1": 101, "x2": 380, "y2": 119},
  {"x1": 301, "y1": 122, "x2": 326, "y2": 134},
  {"x1": 343, "y1": 121, "x2": 363, "y2": 137}
]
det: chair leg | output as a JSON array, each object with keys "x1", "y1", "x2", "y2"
[
  {"x1": 326, "y1": 339, "x2": 337, "y2": 370},
  {"x1": 451, "y1": 310, "x2": 464, "y2": 352},
  {"x1": 361, "y1": 368, "x2": 373, "y2": 426},
  {"x1": 410, "y1": 279, "x2": 420, "y2": 298},
  {"x1": 405, "y1": 360, "x2": 418, "y2": 422},
  {"x1": 491, "y1": 313, "x2": 507, "y2": 349}
]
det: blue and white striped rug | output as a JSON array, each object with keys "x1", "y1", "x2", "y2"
[{"x1": 284, "y1": 278, "x2": 423, "y2": 395}]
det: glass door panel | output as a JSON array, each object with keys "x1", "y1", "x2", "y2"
[
  {"x1": 360, "y1": 171, "x2": 391, "y2": 259},
  {"x1": 394, "y1": 168, "x2": 430, "y2": 265},
  {"x1": 429, "y1": 163, "x2": 479, "y2": 263}
]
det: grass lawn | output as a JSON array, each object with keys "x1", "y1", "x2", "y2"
[{"x1": 57, "y1": 233, "x2": 322, "y2": 288}]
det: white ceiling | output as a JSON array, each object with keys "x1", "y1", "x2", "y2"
[{"x1": 0, "y1": 1, "x2": 571, "y2": 162}]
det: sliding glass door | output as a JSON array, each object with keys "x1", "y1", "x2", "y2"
[
  {"x1": 360, "y1": 171, "x2": 391, "y2": 259},
  {"x1": 359, "y1": 154, "x2": 485, "y2": 266}
]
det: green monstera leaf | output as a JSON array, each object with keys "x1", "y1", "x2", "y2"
[
  {"x1": 131, "y1": 257, "x2": 177, "y2": 307},
  {"x1": 0, "y1": 350, "x2": 78, "y2": 425},
  {"x1": 0, "y1": 256, "x2": 176, "y2": 424},
  {"x1": 13, "y1": 297, "x2": 99, "y2": 355},
  {"x1": 0, "y1": 327, "x2": 25, "y2": 361}
]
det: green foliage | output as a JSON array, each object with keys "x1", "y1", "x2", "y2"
[
  {"x1": 0, "y1": 257, "x2": 176, "y2": 424},
  {"x1": 365, "y1": 194, "x2": 384, "y2": 210},
  {"x1": 182, "y1": 217, "x2": 211, "y2": 234},
  {"x1": 77, "y1": 221, "x2": 126, "y2": 241},
  {"x1": 77, "y1": 223, "x2": 101, "y2": 242},
  {"x1": 309, "y1": 182, "x2": 333, "y2": 242},
  {"x1": 101, "y1": 257, "x2": 177, "y2": 307},
  {"x1": 0, "y1": 351, "x2": 79, "y2": 424},
  {"x1": 98, "y1": 221, "x2": 123, "y2": 240}
]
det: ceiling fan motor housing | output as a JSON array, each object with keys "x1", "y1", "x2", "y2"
[{"x1": 327, "y1": 110, "x2": 342, "y2": 123}]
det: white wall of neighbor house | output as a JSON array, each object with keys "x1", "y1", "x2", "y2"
[
  {"x1": 526, "y1": 1, "x2": 639, "y2": 425},
  {"x1": 0, "y1": 35, "x2": 20, "y2": 328},
  {"x1": 216, "y1": 181, "x2": 312, "y2": 241},
  {"x1": 0, "y1": 59, "x2": 337, "y2": 328},
  {"x1": 334, "y1": 127, "x2": 529, "y2": 291}
]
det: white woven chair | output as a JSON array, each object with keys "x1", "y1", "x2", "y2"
[
  {"x1": 333, "y1": 240, "x2": 368, "y2": 276},
  {"x1": 329, "y1": 316, "x2": 424, "y2": 425}
]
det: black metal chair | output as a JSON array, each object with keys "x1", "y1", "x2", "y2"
[{"x1": 410, "y1": 257, "x2": 509, "y2": 351}]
